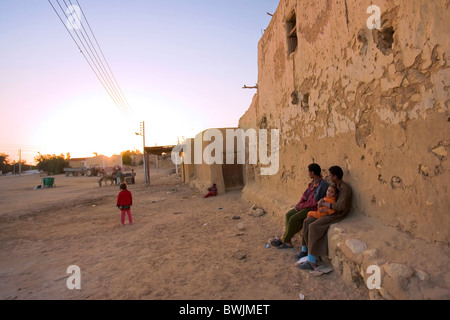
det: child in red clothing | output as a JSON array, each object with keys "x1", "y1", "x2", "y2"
[
  {"x1": 204, "y1": 183, "x2": 218, "y2": 198},
  {"x1": 117, "y1": 183, "x2": 133, "y2": 226}
]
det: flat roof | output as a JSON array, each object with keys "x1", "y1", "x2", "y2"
[{"x1": 144, "y1": 145, "x2": 176, "y2": 156}]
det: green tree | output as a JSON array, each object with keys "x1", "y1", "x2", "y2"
[
  {"x1": 121, "y1": 150, "x2": 132, "y2": 166},
  {"x1": 34, "y1": 153, "x2": 70, "y2": 175},
  {"x1": 0, "y1": 154, "x2": 34, "y2": 174},
  {"x1": 120, "y1": 150, "x2": 142, "y2": 166},
  {"x1": 0, "y1": 153, "x2": 11, "y2": 174}
]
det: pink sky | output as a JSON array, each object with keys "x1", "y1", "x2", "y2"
[{"x1": 0, "y1": 1, "x2": 278, "y2": 164}]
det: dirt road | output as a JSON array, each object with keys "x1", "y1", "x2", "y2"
[{"x1": 0, "y1": 169, "x2": 368, "y2": 300}]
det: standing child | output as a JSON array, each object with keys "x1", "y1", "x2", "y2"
[{"x1": 117, "y1": 183, "x2": 133, "y2": 226}]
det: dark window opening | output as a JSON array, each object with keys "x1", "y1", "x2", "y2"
[
  {"x1": 286, "y1": 12, "x2": 297, "y2": 54},
  {"x1": 373, "y1": 26, "x2": 395, "y2": 56},
  {"x1": 301, "y1": 92, "x2": 310, "y2": 112}
]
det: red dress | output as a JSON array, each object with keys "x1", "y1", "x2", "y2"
[{"x1": 117, "y1": 190, "x2": 133, "y2": 224}]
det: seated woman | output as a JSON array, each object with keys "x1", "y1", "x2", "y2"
[{"x1": 270, "y1": 163, "x2": 328, "y2": 249}]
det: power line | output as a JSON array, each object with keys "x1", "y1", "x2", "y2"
[
  {"x1": 56, "y1": 0, "x2": 127, "y2": 113},
  {"x1": 65, "y1": 0, "x2": 129, "y2": 112},
  {"x1": 48, "y1": 0, "x2": 124, "y2": 113},
  {"x1": 74, "y1": 0, "x2": 132, "y2": 112},
  {"x1": 56, "y1": 0, "x2": 125, "y2": 111},
  {"x1": 58, "y1": 0, "x2": 126, "y2": 112},
  {"x1": 0, "y1": 143, "x2": 45, "y2": 147},
  {"x1": 48, "y1": 0, "x2": 131, "y2": 113}
]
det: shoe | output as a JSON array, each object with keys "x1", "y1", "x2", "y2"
[
  {"x1": 298, "y1": 261, "x2": 317, "y2": 270},
  {"x1": 270, "y1": 238, "x2": 282, "y2": 247},
  {"x1": 277, "y1": 243, "x2": 294, "y2": 249},
  {"x1": 295, "y1": 251, "x2": 308, "y2": 260}
]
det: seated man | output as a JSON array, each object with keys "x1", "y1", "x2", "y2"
[
  {"x1": 297, "y1": 166, "x2": 353, "y2": 270},
  {"x1": 271, "y1": 163, "x2": 328, "y2": 249}
]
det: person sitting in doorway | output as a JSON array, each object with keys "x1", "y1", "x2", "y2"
[{"x1": 204, "y1": 183, "x2": 218, "y2": 198}]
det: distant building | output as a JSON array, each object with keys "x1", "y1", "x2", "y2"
[
  {"x1": 86, "y1": 155, "x2": 123, "y2": 169},
  {"x1": 237, "y1": 0, "x2": 449, "y2": 299},
  {"x1": 180, "y1": 128, "x2": 245, "y2": 195},
  {"x1": 239, "y1": 0, "x2": 449, "y2": 244},
  {"x1": 68, "y1": 158, "x2": 87, "y2": 168}
]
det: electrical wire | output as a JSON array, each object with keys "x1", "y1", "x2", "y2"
[
  {"x1": 59, "y1": 0, "x2": 126, "y2": 112},
  {"x1": 48, "y1": 0, "x2": 124, "y2": 113},
  {"x1": 65, "y1": 0, "x2": 129, "y2": 112},
  {"x1": 74, "y1": 0, "x2": 132, "y2": 112},
  {"x1": 47, "y1": 0, "x2": 131, "y2": 113},
  {"x1": 55, "y1": 0, "x2": 127, "y2": 113}
]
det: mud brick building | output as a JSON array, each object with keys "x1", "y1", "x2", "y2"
[{"x1": 238, "y1": 0, "x2": 449, "y2": 299}]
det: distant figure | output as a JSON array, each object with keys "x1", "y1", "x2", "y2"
[
  {"x1": 306, "y1": 184, "x2": 338, "y2": 219},
  {"x1": 116, "y1": 167, "x2": 123, "y2": 185},
  {"x1": 204, "y1": 183, "x2": 218, "y2": 198},
  {"x1": 112, "y1": 167, "x2": 118, "y2": 184},
  {"x1": 131, "y1": 169, "x2": 136, "y2": 184},
  {"x1": 117, "y1": 183, "x2": 133, "y2": 226}
]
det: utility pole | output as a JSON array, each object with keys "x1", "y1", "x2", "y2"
[
  {"x1": 18, "y1": 149, "x2": 22, "y2": 175},
  {"x1": 143, "y1": 121, "x2": 149, "y2": 186},
  {"x1": 136, "y1": 121, "x2": 149, "y2": 186}
]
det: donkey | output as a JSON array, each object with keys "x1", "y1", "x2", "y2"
[{"x1": 98, "y1": 172, "x2": 116, "y2": 187}]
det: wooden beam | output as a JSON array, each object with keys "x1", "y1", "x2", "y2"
[
  {"x1": 242, "y1": 85, "x2": 258, "y2": 89},
  {"x1": 288, "y1": 26, "x2": 297, "y2": 38}
]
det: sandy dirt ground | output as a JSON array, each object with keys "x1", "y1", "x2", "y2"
[{"x1": 0, "y1": 168, "x2": 369, "y2": 300}]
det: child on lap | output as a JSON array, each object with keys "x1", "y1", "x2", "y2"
[{"x1": 307, "y1": 184, "x2": 337, "y2": 219}]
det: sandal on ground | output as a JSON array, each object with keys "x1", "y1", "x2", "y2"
[
  {"x1": 270, "y1": 238, "x2": 282, "y2": 247},
  {"x1": 277, "y1": 243, "x2": 294, "y2": 249},
  {"x1": 298, "y1": 261, "x2": 317, "y2": 270},
  {"x1": 295, "y1": 251, "x2": 308, "y2": 260}
]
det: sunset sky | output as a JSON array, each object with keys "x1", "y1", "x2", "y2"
[{"x1": 0, "y1": 0, "x2": 278, "y2": 164}]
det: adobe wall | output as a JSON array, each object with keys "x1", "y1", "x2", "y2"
[
  {"x1": 239, "y1": 0, "x2": 449, "y2": 244},
  {"x1": 181, "y1": 128, "x2": 241, "y2": 194},
  {"x1": 68, "y1": 159, "x2": 86, "y2": 168}
]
